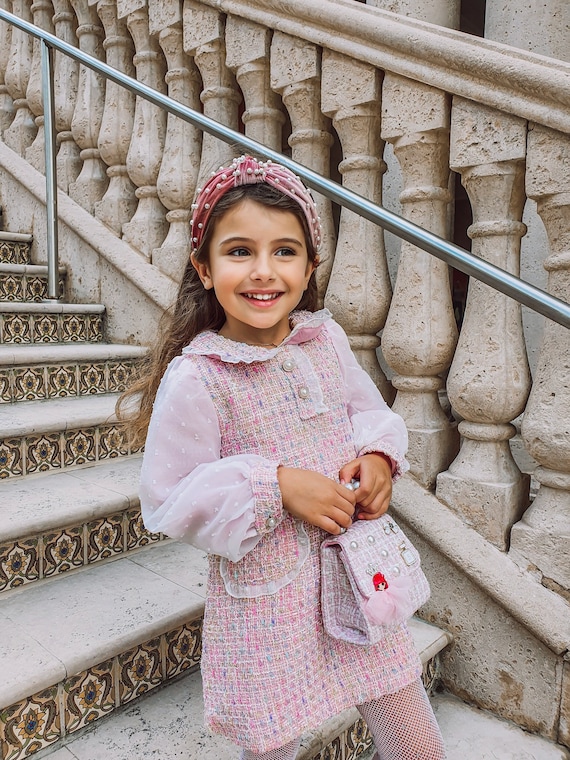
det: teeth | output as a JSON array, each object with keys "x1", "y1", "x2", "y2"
[{"x1": 246, "y1": 293, "x2": 279, "y2": 300}]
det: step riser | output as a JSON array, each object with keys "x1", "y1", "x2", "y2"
[
  {"x1": 0, "y1": 360, "x2": 135, "y2": 403},
  {"x1": 0, "y1": 618, "x2": 203, "y2": 760},
  {"x1": 0, "y1": 312, "x2": 103, "y2": 344},
  {"x1": 0, "y1": 242, "x2": 31, "y2": 266},
  {"x1": 0, "y1": 508, "x2": 161, "y2": 594},
  {"x1": 0, "y1": 273, "x2": 65, "y2": 302},
  {"x1": 0, "y1": 424, "x2": 137, "y2": 480}
]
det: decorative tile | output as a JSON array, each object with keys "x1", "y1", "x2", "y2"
[
  {"x1": 2, "y1": 314, "x2": 31, "y2": 343},
  {"x1": 0, "y1": 241, "x2": 30, "y2": 265},
  {"x1": 316, "y1": 718, "x2": 372, "y2": 760},
  {"x1": 98, "y1": 425, "x2": 126, "y2": 460},
  {"x1": 13, "y1": 367, "x2": 46, "y2": 401},
  {"x1": 86, "y1": 514, "x2": 123, "y2": 563},
  {"x1": 0, "y1": 274, "x2": 23, "y2": 301},
  {"x1": 61, "y1": 315, "x2": 87, "y2": 342},
  {"x1": 79, "y1": 364, "x2": 105, "y2": 395},
  {"x1": 107, "y1": 362, "x2": 130, "y2": 392},
  {"x1": 63, "y1": 428, "x2": 96, "y2": 467},
  {"x1": 63, "y1": 662, "x2": 115, "y2": 734},
  {"x1": 164, "y1": 620, "x2": 202, "y2": 679},
  {"x1": 422, "y1": 653, "x2": 440, "y2": 696},
  {"x1": 47, "y1": 365, "x2": 77, "y2": 398},
  {"x1": 0, "y1": 687, "x2": 60, "y2": 760},
  {"x1": 33, "y1": 314, "x2": 59, "y2": 343},
  {"x1": 88, "y1": 315, "x2": 103, "y2": 342},
  {"x1": 0, "y1": 439, "x2": 23, "y2": 478},
  {"x1": 118, "y1": 638, "x2": 162, "y2": 705},
  {"x1": 24, "y1": 277, "x2": 47, "y2": 302},
  {"x1": 26, "y1": 433, "x2": 61, "y2": 475},
  {"x1": 43, "y1": 527, "x2": 83, "y2": 577},
  {"x1": 0, "y1": 538, "x2": 40, "y2": 591},
  {"x1": 0, "y1": 371, "x2": 11, "y2": 402},
  {"x1": 126, "y1": 509, "x2": 161, "y2": 551}
]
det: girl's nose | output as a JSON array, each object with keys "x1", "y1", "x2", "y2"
[{"x1": 250, "y1": 253, "x2": 276, "y2": 280}]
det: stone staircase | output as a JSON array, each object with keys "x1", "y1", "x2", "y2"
[{"x1": 0, "y1": 230, "x2": 567, "y2": 760}]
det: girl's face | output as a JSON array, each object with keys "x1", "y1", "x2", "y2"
[{"x1": 192, "y1": 198, "x2": 317, "y2": 345}]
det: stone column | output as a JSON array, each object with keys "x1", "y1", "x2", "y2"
[
  {"x1": 93, "y1": 0, "x2": 137, "y2": 235},
  {"x1": 320, "y1": 51, "x2": 392, "y2": 399},
  {"x1": 52, "y1": 0, "x2": 80, "y2": 191},
  {"x1": 68, "y1": 0, "x2": 108, "y2": 212},
  {"x1": 270, "y1": 32, "x2": 335, "y2": 302},
  {"x1": 381, "y1": 75, "x2": 458, "y2": 488},
  {"x1": 0, "y1": 0, "x2": 15, "y2": 135},
  {"x1": 436, "y1": 99, "x2": 532, "y2": 551},
  {"x1": 3, "y1": 0, "x2": 36, "y2": 155},
  {"x1": 25, "y1": 0, "x2": 54, "y2": 171},
  {"x1": 121, "y1": 4, "x2": 168, "y2": 258},
  {"x1": 154, "y1": 23, "x2": 202, "y2": 280},
  {"x1": 510, "y1": 125, "x2": 570, "y2": 592},
  {"x1": 366, "y1": 0, "x2": 460, "y2": 29},
  {"x1": 225, "y1": 16, "x2": 284, "y2": 151},
  {"x1": 182, "y1": 1, "x2": 241, "y2": 188}
]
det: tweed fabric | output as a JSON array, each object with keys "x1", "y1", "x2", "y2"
[{"x1": 140, "y1": 310, "x2": 419, "y2": 752}]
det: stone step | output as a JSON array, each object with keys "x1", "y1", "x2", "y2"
[
  {"x1": 0, "y1": 546, "x2": 450, "y2": 760},
  {"x1": 0, "y1": 457, "x2": 150, "y2": 594},
  {"x1": 0, "y1": 232, "x2": 32, "y2": 265},
  {"x1": 0, "y1": 343, "x2": 145, "y2": 403},
  {"x1": 0, "y1": 393, "x2": 137, "y2": 480},
  {"x1": 0, "y1": 302, "x2": 105, "y2": 344},
  {"x1": 0, "y1": 263, "x2": 66, "y2": 302}
]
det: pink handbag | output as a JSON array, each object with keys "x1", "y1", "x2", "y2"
[{"x1": 320, "y1": 513, "x2": 430, "y2": 646}]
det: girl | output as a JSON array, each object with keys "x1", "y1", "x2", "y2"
[{"x1": 124, "y1": 155, "x2": 446, "y2": 760}]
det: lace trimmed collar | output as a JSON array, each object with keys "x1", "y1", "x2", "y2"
[{"x1": 183, "y1": 309, "x2": 332, "y2": 364}]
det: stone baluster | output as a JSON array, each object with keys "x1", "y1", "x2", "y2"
[
  {"x1": 511, "y1": 125, "x2": 570, "y2": 592},
  {"x1": 93, "y1": 0, "x2": 136, "y2": 235},
  {"x1": 320, "y1": 51, "x2": 392, "y2": 400},
  {"x1": 25, "y1": 0, "x2": 54, "y2": 171},
  {"x1": 436, "y1": 99, "x2": 531, "y2": 551},
  {"x1": 52, "y1": 0, "x2": 80, "y2": 191},
  {"x1": 67, "y1": 0, "x2": 107, "y2": 211},
  {"x1": 225, "y1": 16, "x2": 284, "y2": 151},
  {"x1": 0, "y1": 0, "x2": 15, "y2": 135},
  {"x1": 152, "y1": 24, "x2": 201, "y2": 279},
  {"x1": 120, "y1": 3, "x2": 167, "y2": 258},
  {"x1": 3, "y1": 0, "x2": 36, "y2": 155},
  {"x1": 270, "y1": 32, "x2": 335, "y2": 301},
  {"x1": 381, "y1": 75, "x2": 458, "y2": 488},
  {"x1": 182, "y1": 1, "x2": 241, "y2": 188}
]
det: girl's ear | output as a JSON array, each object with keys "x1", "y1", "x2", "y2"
[{"x1": 191, "y1": 253, "x2": 213, "y2": 290}]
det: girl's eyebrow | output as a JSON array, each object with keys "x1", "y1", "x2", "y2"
[{"x1": 218, "y1": 236, "x2": 304, "y2": 246}]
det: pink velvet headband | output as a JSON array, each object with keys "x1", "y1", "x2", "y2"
[{"x1": 190, "y1": 155, "x2": 322, "y2": 253}]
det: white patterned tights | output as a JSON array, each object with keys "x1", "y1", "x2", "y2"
[{"x1": 240, "y1": 679, "x2": 445, "y2": 760}]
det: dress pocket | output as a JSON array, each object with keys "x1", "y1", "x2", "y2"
[{"x1": 219, "y1": 517, "x2": 310, "y2": 598}]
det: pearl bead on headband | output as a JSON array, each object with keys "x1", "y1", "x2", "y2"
[{"x1": 190, "y1": 155, "x2": 322, "y2": 253}]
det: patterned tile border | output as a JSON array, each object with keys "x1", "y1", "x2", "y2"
[
  {"x1": 0, "y1": 423, "x2": 142, "y2": 480},
  {"x1": 0, "y1": 242, "x2": 31, "y2": 266},
  {"x1": 0, "y1": 620, "x2": 203, "y2": 760},
  {"x1": 0, "y1": 359, "x2": 135, "y2": 403},
  {"x1": 0, "y1": 313, "x2": 103, "y2": 344},
  {"x1": 0, "y1": 508, "x2": 162, "y2": 593},
  {"x1": 0, "y1": 273, "x2": 65, "y2": 302}
]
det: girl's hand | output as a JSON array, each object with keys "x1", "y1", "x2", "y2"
[
  {"x1": 277, "y1": 467, "x2": 356, "y2": 535},
  {"x1": 339, "y1": 453, "x2": 393, "y2": 520}
]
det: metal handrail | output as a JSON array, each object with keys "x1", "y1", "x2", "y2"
[{"x1": 1, "y1": 7, "x2": 569, "y2": 328}]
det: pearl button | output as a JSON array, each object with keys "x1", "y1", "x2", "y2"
[
  {"x1": 282, "y1": 359, "x2": 295, "y2": 372},
  {"x1": 266, "y1": 517, "x2": 277, "y2": 529},
  {"x1": 349, "y1": 540, "x2": 358, "y2": 550},
  {"x1": 298, "y1": 386, "x2": 309, "y2": 399},
  {"x1": 367, "y1": 535, "x2": 375, "y2": 545}
]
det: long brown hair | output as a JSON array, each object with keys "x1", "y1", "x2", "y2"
[{"x1": 117, "y1": 182, "x2": 320, "y2": 449}]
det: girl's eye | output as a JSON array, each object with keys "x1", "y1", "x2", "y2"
[
  {"x1": 228, "y1": 247, "x2": 250, "y2": 257},
  {"x1": 275, "y1": 247, "x2": 296, "y2": 257}
]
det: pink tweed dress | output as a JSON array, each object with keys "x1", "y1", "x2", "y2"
[{"x1": 140, "y1": 309, "x2": 422, "y2": 753}]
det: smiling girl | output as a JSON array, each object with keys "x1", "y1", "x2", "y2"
[{"x1": 120, "y1": 156, "x2": 445, "y2": 760}]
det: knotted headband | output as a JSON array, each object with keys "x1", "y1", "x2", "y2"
[{"x1": 190, "y1": 155, "x2": 322, "y2": 253}]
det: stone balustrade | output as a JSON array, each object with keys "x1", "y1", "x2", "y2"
[{"x1": 0, "y1": 0, "x2": 567, "y2": 605}]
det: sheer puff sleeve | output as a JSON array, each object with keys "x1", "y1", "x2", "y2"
[
  {"x1": 139, "y1": 355, "x2": 283, "y2": 562},
  {"x1": 325, "y1": 319, "x2": 410, "y2": 480}
]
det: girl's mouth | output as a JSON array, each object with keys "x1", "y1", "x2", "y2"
[{"x1": 242, "y1": 292, "x2": 282, "y2": 302}]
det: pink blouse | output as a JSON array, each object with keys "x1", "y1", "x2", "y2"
[{"x1": 139, "y1": 311, "x2": 408, "y2": 563}]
